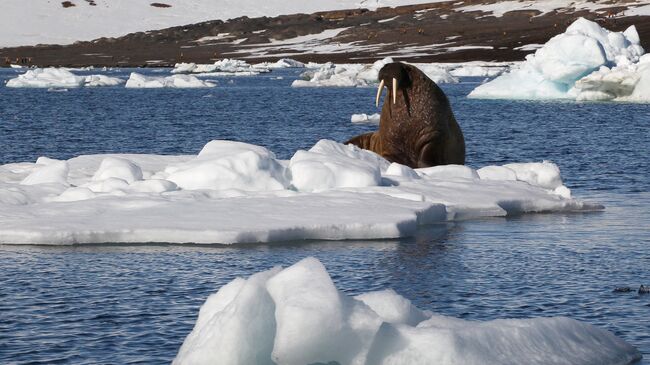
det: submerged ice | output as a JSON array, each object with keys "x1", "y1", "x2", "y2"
[
  {"x1": 0, "y1": 139, "x2": 600, "y2": 245},
  {"x1": 174, "y1": 257, "x2": 641, "y2": 365},
  {"x1": 469, "y1": 18, "x2": 649, "y2": 102}
]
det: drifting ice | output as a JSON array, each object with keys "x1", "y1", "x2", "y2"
[
  {"x1": 171, "y1": 59, "x2": 271, "y2": 75},
  {"x1": 125, "y1": 73, "x2": 216, "y2": 88},
  {"x1": 0, "y1": 139, "x2": 601, "y2": 245},
  {"x1": 351, "y1": 113, "x2": 381, "y2": 124},
  {"x1": 6, "y1": 68, "x2": 124, "y2": 88},
  {"x1": 292, "y1": 57, "x2": 458, "y2": 87},
  {"x1": 174, "y1": 257, "x2": 641, "y2": 365},
  {"x1": 469, "y1": 18, "x2": 649, "y2": 102}
]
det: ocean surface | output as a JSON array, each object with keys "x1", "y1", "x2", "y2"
[{"x1": 0, "y1": 68, "x2": 648, "y2": 364}]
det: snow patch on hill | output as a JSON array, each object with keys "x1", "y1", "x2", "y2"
[{"x1": 0, "y1": 0, "x2": 444, "y2": 48}]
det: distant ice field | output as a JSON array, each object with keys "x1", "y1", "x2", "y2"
[{"x1": 0, "y1": 68, "x2": 649, "y2": 363}]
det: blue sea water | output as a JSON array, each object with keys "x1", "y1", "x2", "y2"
[{"x1": 0, "y1": 68, "x2": 648, "y2": 364}]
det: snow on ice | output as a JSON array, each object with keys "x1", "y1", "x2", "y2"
[
  {"x1": 173, "y1": 257, "x2": 641, "y2": 365},
  {"x1": 6, "y1": 68, "x2": 124, "y2": 88},
  {"x1": 125, "y1": 72, "x2": 216, "y2": 88},
  {"x1": 469, "y1": 18, "x2": 649, "y2": 102},
  {"x1": 0, "y1": 139, "x2": 601, "y2": 245}
]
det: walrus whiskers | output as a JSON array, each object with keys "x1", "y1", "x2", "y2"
[
  {"x1": 375, "y1": 79, "x2": 385, "y2": 107},
  {"x1": 392, "y1": 78, "x2": 397, "y2": 104}
]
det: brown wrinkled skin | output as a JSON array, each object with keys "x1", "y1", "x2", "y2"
[{"x1": 346, "y1": 62, "x2": 465, "y2": 168}]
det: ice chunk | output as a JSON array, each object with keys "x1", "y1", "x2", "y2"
[
  {"x1": 174, "y1": 257, "x2": 642, "y2": 365},
  {"x1": 254, "y1": 58, "x2": 305, "y2": 69},
  {"x1": 20, "y1": 159, "x2": 69, "y2": 186},
  {"x1": 125, "y1": 72, "x2": 216, "y2": 88},
  {"x1": 356, "y1": 289, "x2": 430, "y2": 326},
  {"x1": 6, "y1": 68, "x2": 124, "y2": 88},
  {"x1": 171, "y1": 59, "x2": 270, "y2": 75},
  {"x1": 503, "y1": 161, "x2": 563, "y2": 190},
  {"x1": 84, "y1": 74, "x2": 124, "y2": 87},
  {"x1": 6, "y1": 68, "x2": 86, "y2": 88},
  {"x1": 477, "y1": 165, "x2": 517, "y2": 181},
  {"x1": 266, "y1": 257, "x2": 381, "y2": 365},
  {"x1": 292, "y1": 58, "x2": 458, "y2": 88},
  {"x1": 166, "y1": 140, "x2": 290, "y2": 191},
  {"x1": 366, "y1": 316, "x2": 641, "y2": 365},
  {"x1": 418, "y1": 165, "x2": 479, "y2": 180},
  {"x1": 469, "y1": 18, "x2": 646, "y2": 101},
  {"x1": 173, "y1": 268, "x2": 280, "y2": 365},
  {"x1": 351, "y1": 113, "x2": 380, "y2": 124},
  {"x1": 289, "y1": 140, "x2": 387, "y2": 192},
  {"x1": 571, "y1": 53, "x2": 650, "y2": 101},
  {"x1": 385, "y1": 163, "x2": 420, "y2": 180},
  {"x1": 92, "y1": 157, "x2": 143, "y2": 184}
]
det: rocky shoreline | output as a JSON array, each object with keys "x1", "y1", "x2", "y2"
[{"x1": 2, "y1": 0, "x2": 650, "y2": 67}]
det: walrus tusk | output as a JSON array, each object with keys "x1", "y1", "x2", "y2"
[
  {"x1": 375, "y1": 79, "x2": 385, "y2": 107},
  {"x1": 392, "y1": 78, "x2": 397, "y2": 104}
]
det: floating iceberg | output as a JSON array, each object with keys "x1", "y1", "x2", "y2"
[
  {"x1": 292, "y1": 57, "x2": 458, "y2": 87},
  {"x1": 254, "y1": 58, "x2": 305, "y2": 69},
  {"x1": 125, "y1": 73, "x2": 216, "y2": 88},
  {"x1": 351, "y1": 113, "x2": 380, "y2": 124},
  {"x1": 469, "y1": 18, "x2": 648, "y2": 101},
  {"x1": 171, "y1": 58, "x2": 271, "y2": 75},
  {"x1": 6, "y1": 68, "x2": 124, "y2": 88},
  {"x1": 0, "y1": 139, "x2": 601, "y2": 245},
  {"x1": 444, "y1": 61, "x2": 514, "y2": 77},
  {"x1": 84, "y1": 74, "x2": 125, "y2": 87},
  {"x1": 174, "y1": 257, "x2": 641, "y2": 365}
]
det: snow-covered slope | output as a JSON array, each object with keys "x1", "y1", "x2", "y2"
[
  {"x1": 3, "y1": 0, "x2": 650, "y2": 49},
  {"x1": 0, "y1": 0, "x2": 441, "y2": 48}
]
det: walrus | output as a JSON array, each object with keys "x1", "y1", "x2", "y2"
[{"x1": 346, "y1": 62, "x2": 465, "y2": 168}]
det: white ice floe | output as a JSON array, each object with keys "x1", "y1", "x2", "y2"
[
  {"x1": 351, "y1": 113, "x2": 380, "y2": 124},
  {"x1": 254, "y1": 58, "x2": 305, "y2": 69},
  {"x1": 441, "y1": 61, "x2": 514, "y2": 77},
  {"x1": 125, "y1": 72, "x2": 216, "y2": 88},
  {"x1": 174, "y1": 257, "x2": 641, "y2": 365},
  {"x1": 84, "y1": 74, "x2": 125, "y2": 87},
  {"x1": 171, "y1": 59, "x2": 270, "y2": 75},
  {"x1": 5, "y1": 68, "x2": 124, "y2": 88},
  {"x1": 292, "y1": 57, "x2": 458, "y2": 87},
  {"x1": 469, "y1": 18, "x2": 649, "y2": 102},
  {"x1": 0, "y1": 139, "x2": 601, "y2": 245}
]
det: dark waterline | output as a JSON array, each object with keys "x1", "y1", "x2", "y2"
[{"x1": 0, "y1": 68, "x2": 649, "y2": 364}]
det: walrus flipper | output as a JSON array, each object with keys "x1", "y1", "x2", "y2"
[{"x1": 345, "y1": 131, "x2": 382, "y2": 155}]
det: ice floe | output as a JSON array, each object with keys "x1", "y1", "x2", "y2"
[
  {"x1": 351, "y1": 113, "x2": 381, "y2": 124},
  {"x1": 6, "y1": 68, "x2": 124, "y2": 88},
  {"x1": 174, "y1": 257, "x2": 641, "y2": 365},
  {"x1": 171, "y1": 58, "x2": 271, "y2": 75},
  {"x1": 125, "y1": 73, "x2": 216, "y2": 88},
  {"x1": 254, "y1": 58, "x2": 306, "y2": 69},
  {"x1": 0, "y1": 139, "x2": 601, "y2": 245},
  {"x1": 292, "y1": 57, "x2": 458, "y2": 87},
  {"x1": 469, "y1": 18, "x2": 648, "y2": 102}
]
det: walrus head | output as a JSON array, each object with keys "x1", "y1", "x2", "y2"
[{"x1": 375, "y1": 62, "x2": 412, "y2": 107}]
